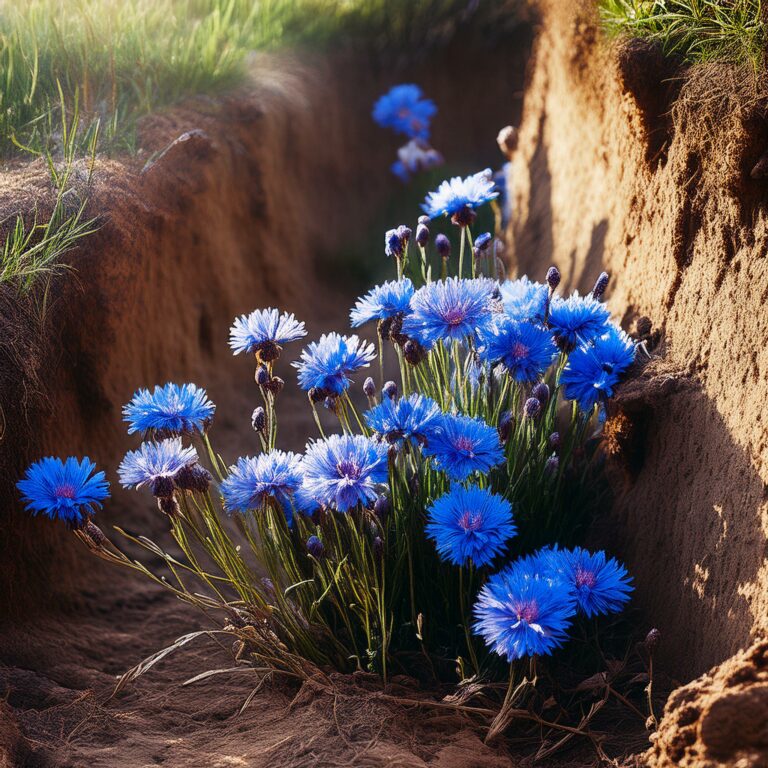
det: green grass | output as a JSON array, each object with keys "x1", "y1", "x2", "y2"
[{"x1": 599, "y1": 0, "x2": 766, "y2": 67}]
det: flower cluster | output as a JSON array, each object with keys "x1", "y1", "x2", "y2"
[
  {"x1": 372, "y1": 84, "x2": 443, "y2": 182},
  {"x1": 17, "y1": 169, "x2": 643, "y2": 710}
]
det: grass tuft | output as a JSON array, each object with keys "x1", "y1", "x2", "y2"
[{"x1": 599, "y1": 0, "x2": 766, "y2": 68}]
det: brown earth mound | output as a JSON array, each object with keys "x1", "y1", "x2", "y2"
[
  {"x1": 0, "y1": 34, "x2": 536, "y2": 767},
  {"x1": 648, "y1": 640, "x2": 768, "y2": 767}
]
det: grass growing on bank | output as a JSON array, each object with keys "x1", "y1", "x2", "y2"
[
  {"x1": 0, "y1": 0, "x2": 520, "y2": 157},
  {"x1": 599, "y1": 0, "x2": 765, "y2": 67}
]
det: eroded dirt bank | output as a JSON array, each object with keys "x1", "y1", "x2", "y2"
[
  {"x1": 0, "y1": 32, "x2": 536, "y2": 767},
  {"x1": 510, "y1": 0, "x2": 768, "y2": 681}
]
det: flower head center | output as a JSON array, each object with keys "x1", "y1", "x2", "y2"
[
  {"x1": 337, "y1": 459, "x2": 361, "y2": 481},
  {"x1": 575, "y1": 567, "x2": 597, "y2": 589},
  {"x1": 453, "y1": 436, "x2": 476, "y2": 455},
  {"x1": 55, "y1": 483, "x2": 77, "y2": 500},
  {"x1": 443, "y1": 307, "x2": 467, "y2": 327},
  {"x1": 511, "y1": 342, "x2": 529, "y2": 360},
  {"x1": 457, "y1": 509, "x2": 484, "y2": 532},
  {"x1": 515, "y1": 600, "x2": 539, "y2": 624}
]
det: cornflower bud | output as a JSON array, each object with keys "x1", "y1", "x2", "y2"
[
  {"x1": 435, "y1": 234, "x2": 451, "y2": 259},
  {"x1": 255, "y1": 366, "x2": 270, "y2": 386},
  {"x1": 251, "y1": 406, "x2": 266, "y2": 432},
  {"x1": 498, "y1": 410, "x2": 513, "y2": 442},
  {"x1": 644, "y1": 628, "x2": 661, "y2": 652},
  {"x1": 309, "y1": 387, "x2": 326, "y2": 404},
  {"x1": 404, "y1": 339, "x2": 426, "y2": 365},
  {"x1": 546, "y1": 266, "x2": 561, "y2": 291},
  {"x1": 418, "y1": 215, "x2": 430, "y2": 226},
  {"x1": 373, "y1": 495, "x2": 390, "y2": 524},
  {"x1": 175, "y1": 464, "x2": 213, "y2": 493},
  {"x1": 531, "y1": 382, "x2": 550, "y2": 406},
  {"x1": 306, "y1": 535, "x2": 325, "y2": 560},
  {"x1": 265, "y1": 376, "x2": 284, "y2": 395},
  {"x1": 591, "y1": 271, "x2": 609, "y2": 300},
  {"x1": 396, "y1": 225, "x2": 412, "y2": 247},
  {"x1": 548, "y1": 431, "x2": 561, "y2": 451},
  {"x1": 544, "y1": 455, "x2": 559, "y2": 476},
  {"x1": 84, "y1": 520, "x2": 107, "y2": 547},
  {"x1": 415, "y1": 223, "x2": 429, "y2": 248},
  {"x1": 385, "y1": 229, "x2": 403, "y2": 258},
  {"x1": 158, "y1": 495, "x2": 179, "y2": 516},
  {"x1": 363, "y1": 377, "x2": 376, "y2": 398},
  {"x1": 474, "y1": 232, "x2": 493, "y2": 252},
  {"x1": 150, "y1": 476, "x2": 175, "y2": 498},
  {"x1": 523, "y1": 397, "x2": 541, "y2": 419},
  {"x1": 382, "y1": 381, "x2": 398, "y2": 400}
]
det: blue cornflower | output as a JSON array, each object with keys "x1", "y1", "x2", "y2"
[
  {"x1": 478, "y1": 316, "x2": 556, "y2": 383},
  {"x1": 372, "y1": 84, "x2": 436, "y2": 140},
  {"x1": 301, "y1": 434, "x2": 388, "y2": 512},
  {"x1": 292, "y1": 333, "x2": 376, "y2": 396},
  {"x1": 422, "y1": 169, "x2": 498, "y2": 223},
  {"x1": 473, "y1": 559, "x2": 577, "y2": 660},
  {"x1": 365, "y1": 393, "x2": 442, "y2": 447},
  {"x1": 221, "y1": 451, "x2": 304, "y2": 526},
  {"x1": 547, "y1": 292, "x2": 610, "y2": 347},
  {"x1": 499, "y1": 276, "x2": 548, "y2": 322},
  {"x1": 17, "y1": 457, "x2": 109, "y2": 527},
  {"x1": 350, "y1": 279, "x2": 414, "y2": 328},
  {"x1": 561, "y1": 325, "x2": 636, "y2": 411},
  {"x1": 426, "y1": 484, "x2": 516, "y2": 567},
  {"x1": 122, "y1": 383, "x2": 215, "y2": 437},
  {"x1": 118, "y1": 438, "x2": 198, "y2": 497},
  {"x1": 229, "y1": 308, "x2": 306, "y2": 361},
  {"x1": 548, "y1": 547, "x2": 634, "y2": 617},
  {"x1": 401, "y1": 277, "x2": 496, "y2": 349},
  {"x1": 424, "y1": 413, "x2": 504, "y2": 481}
]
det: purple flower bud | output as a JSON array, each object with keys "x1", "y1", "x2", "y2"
[
  {"x1": 374, "y1": 495, "x2": 390, "y2": 523},
  {"x1": 403, "y1": 339, "x2": 426, "y2": 365},
  {"x1": 306, "y1": 535, "x2": 325, "y2": 559},
  {"x1": 255, "y1": 366, "x2": 270, "y2": 386},
  {"x1": 548, "y1": 431, "x2": 560, "y2": 450},
  {"x1": 396, "y1": 225, "x2": 412, "y2": 246},
  {"x1": 175, "y1": 464, "x2": 213, "y2": 493},
  {"x1": 373, "y1": 536, "x2": 384, "y2": 559},
  {"x1": 385, "y1": 229, "x2": 403, "y2": 258},
  {"x1": 474, "y1": 232, "x2": 492, "y2": 252},
  {"x1": 309, "y1": 387, "x2": 326, "y2": 404},
  {"x1": 644, "y1": 628, "x2": 661, "y2": 652},
  {"x1": 418, "y1": 215, "x2": 430, "y2": 226},
  {"x1": 84, "y1": 520, "x2": 107, "y2": 546},
  {"x1": 544, "y1": 455, "x2": 559, "y2": 476},
  {"x1": 435, "y1": 234, "x2": 451, "y2": 259},
  {"x1": 265, "y1": 376, "x2": 284, "y2": 395},
  {"x1": 498, "y1": 410, "x2": 513, "y2": 442},
  {"x1": 363, "y1": 377, "x2": 376, "y2": 398},
  {"x1": 252, "y1": 406, "x2": 266, "y2": 432},
  {"x1": 382, "y1": 380, "x2": 398, "y2": 400},
  {"x1": 158, "y1": 495, "x2": 179, "y2": 516},
  {"x1": 546, "y1": 266, "x2": 561, "y2": 291},
  {"x1": 523, "y1": 397, "x2": 541, "y2": 419},
  {"x1": 591, "y1": 271, "x2": 610, "y2": 300},
  {"x1": 415, "y1": 223, "x2": 429, "y2": 248},
  {"x1": 531, "y1": 382, "x2": 550, "y2": 405},
  {"x1": 150, "y1": 476, "x2": 175, "y2": 498}
]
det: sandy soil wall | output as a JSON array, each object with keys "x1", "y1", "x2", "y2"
[{"x1": 509, "y1": 0, "x2": 768, "y2": 680}]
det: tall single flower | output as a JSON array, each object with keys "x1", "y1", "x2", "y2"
[
  {"x1": 118, "y1": 438, "x2": 198, "y2": 497},
  {"x1": 500, "y1": 276, "x2": 548, "y2": 322},
  {"x1": 473, "y1": 560, "x2": 577, "y2": 660},
  {"x1": 422, "y1": 170, "x2": 498, "y2": 223},
  {"x1": 17, "y1": 457, "x2": 109, "y2": 527},
  {"x1": 301, "y1": 434, "x2": 388, "y2": 512},
  {"x1": 229, "y1": 308, "x2": 306, "y2": 362},
  {"x1": 365, "y1": 393, "x2": 442, "y2": 448},
  {"x1": 548, "y1": 547, "x2": 634, "y2": 617},
  {"x1": 221, "y1": 451, "x2": 305, "y2": 526},
  {"x1": 401, "y1": 277, "x2": 496, "y2": 349},
  {"x1": 122, "y1": 383, "x2": 215, "y2": 437},
  {"x1": 547, "y1": 293, "x2": 610, "y2": 348},
  {"x1": 293, "y1": 333, "x2": 376, "y2": 396},
  {"x1": 350, "y1": 279, "x2": 414, "y2": 328},
  {"x1": 424, "y1": 413, "x2": 504, "y2": 481},
  {"x1": 372, "y1": 84, "x2": 437, "y2": 140},
  {"x1": 426, "y1": 485, "x2": 516, "y2": 567},
  {"x1": 478, "y1": 316, "x2": 556, "y2": 383},
  {"x1": 560, "y1": 325, "x2": 636, "y2": 411}
]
